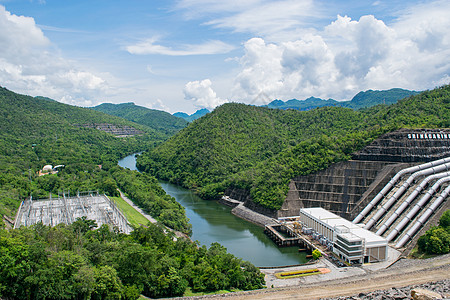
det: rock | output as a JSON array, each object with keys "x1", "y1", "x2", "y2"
[{"x1": 411, "y1": 288, "x2": 443, "y2": 300}]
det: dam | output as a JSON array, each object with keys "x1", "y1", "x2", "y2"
[
  {"x1": 225, "y1": 129, "x2": 450, "y2": 252},
  {"x1": 276, "y1": 129, "x2": 450, "y2": 250}
]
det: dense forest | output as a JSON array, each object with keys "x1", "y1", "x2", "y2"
[
  {"x1": 0, "y1": 86, "x2": 267, "y2": 298},
  {"x1": 92, "y1": 102, "x2": 188, "y2": 137},
  {"x1": 0, "y1": 86, "x2": 189, "y2": 232},
  {"x1": 138, "y1": 85, "x2": 450, "y2": 210},
  {"x1": 0, "y1": 220, "x2": 265, "y2": 299}
]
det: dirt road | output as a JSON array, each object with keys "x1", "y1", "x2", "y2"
[{"x1": 199, "y1": 255, "x2": 450, "y2": 300}]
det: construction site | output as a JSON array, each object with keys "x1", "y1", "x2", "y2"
[{"x1": 14, "y1": 192, "x2": 132, "y2": 234}]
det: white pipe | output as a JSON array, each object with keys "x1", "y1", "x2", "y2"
[
  {"x1": 352, "y1": 157, "x2": 450, "y2": 224},
  {"x1": 395, "y1": 184, "x2": 450, "y2": 248},
  {"x1": 387, "y1": 176, "x2": 450, "y2": 242},
  {"x1": 364, "y1": 163, "x2": 450, "y2": 230},
  {"x1": 377, "y1": 171, "x2": 450, "y2": 236}
]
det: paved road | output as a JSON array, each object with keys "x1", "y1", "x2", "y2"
[
  {"x1": 197, "y1": 254, "x2": 450, "y2": 300},
  {"x1": 118, "y1": 189, "x2": 189, "y2": 240},
  {"x1": 117, "y1": 189, "x2": 157, "y2": 224}
]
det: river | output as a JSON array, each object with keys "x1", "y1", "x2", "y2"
[{"x1": 118, "y1": 154, "x2": 307, "y2": 267}]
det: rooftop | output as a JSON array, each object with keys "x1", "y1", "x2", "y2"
[{"x1": 300, "y1": 207, "x2": 387, "y2": 245}]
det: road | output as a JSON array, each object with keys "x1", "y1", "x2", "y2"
[
  {"x1": 117, "y1": 189, "x2": 157, "y2": 224},
  {"x1": 198, "y1": 254, "x2": 450, "y2": 300},
  {"x1": 118, "y1": 189, "x2": 189, "y2": 240}
]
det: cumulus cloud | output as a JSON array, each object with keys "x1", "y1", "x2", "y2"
[
  {"x1": 146, "y1": 99, "x2": 170, "y2": 112},
  {"x1": 126, "y1": 37, "x2": 234, "y2": 56},
  {"x1": 0, "y1": 5, "x2": 108, "y2": 106},
  {"x1": 231, "y1": 3, "x2": 450, "y2": 102},
  {"x1": 183, "y1": 79, "x2": 227, "y2": 109}
]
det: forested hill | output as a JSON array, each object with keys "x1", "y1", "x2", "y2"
[
  {"x1": 92, "y1": 102, "x2": 188, "y2": 137},
  {"x1": 266, "y1": 88, "x2": 419, "y2": 110},
  {"x1": 0, "y1": 86, "x2": 190, "y2": 233},
  {"x1": 137, "y1": 85, "x2": 450, "y2": 211},
  {"x1": 0, "y1": 87, "x2": 266, "y2": 299}
]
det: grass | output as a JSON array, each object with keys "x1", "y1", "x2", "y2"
[
  {"x1": 109, "y1": 196, "x2": 150, "y2": 227},
  {"x1": 275, "y1": 268, "x2": 321, "y2": 279},
  {"x1": 408, "y1": 246, "x2": 439, "y2": 259}
]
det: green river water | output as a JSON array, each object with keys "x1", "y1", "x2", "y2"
[{"x1": 118, "y1": 154, "x2": 307, "y2": 267}]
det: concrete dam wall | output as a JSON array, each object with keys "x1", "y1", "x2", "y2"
[{"x1": 278, "y1": 129, "x2": 450, "y2": 220}]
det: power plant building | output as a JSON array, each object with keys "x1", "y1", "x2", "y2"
[{"x1": 299, "y1": 207, "x2": 388, "y2": 264}]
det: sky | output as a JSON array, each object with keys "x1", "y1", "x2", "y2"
[{"x1": 0, "y1": 0, "x2": 449, "y2": 114}]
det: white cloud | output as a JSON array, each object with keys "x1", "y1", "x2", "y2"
[
  {"x1": 126, "y1": 37, "x2": 234, "y2": 56},
  {"x1": 177, "y1": 0, "x2": 318, "y2": 41},
  {"x1": 232, "y1": 38, "x2": 283, "y2": 103},
  {"x1": 146, "y1": 99, "x2": 170, "y2": 112},
  {"x1": 183, "y1": 79, "x2": 227, "y2": 109},
  {"x1": 60, "y1": 95, "x2": 93, "y2": 107},
  {"x1": 0, "y1": 5, "x2": 108, "y2": 106},
  {"x1": 231, "y1": 3, "x2": 450, "y2": 102}
]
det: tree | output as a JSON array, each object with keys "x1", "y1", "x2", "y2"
[
  {"x1": 312, "y1": 249, "x2": 322, "y2": 260},
  {"x1": 439, "y1": 210, "x2": 450, "y2": 229},
  {"x1": 100, "y1": 178, "x2": 119, "y2": 197},
  {"x1": 418, "y1": 226, "x2": 450, "y2": 255},
  {"x1": 72, "y1": 216, "x2": 98, "y2": 235},
  {"x1": 92, "y1": 265, "x2": 124, "y2": 300}
]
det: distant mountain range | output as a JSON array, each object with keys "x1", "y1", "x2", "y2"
[
  {"x1": 173, "y1": 108, "x2": 210, "y2": 122},
  {"x1": 92, "y1": 102, "x2": 188, "y2": 138},
  {"x1": 265, "y1": 88, "x2": 420, "y2": 111},
  {"x1": 172, "y1": 88, "x2": 419, "y2": 122}
]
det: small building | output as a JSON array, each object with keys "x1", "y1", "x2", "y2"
[
  {"x1": 299, "y1": 207, "x2": 388, "y2": 264},
  {"x1": 42, "y1": 165, "x2": 53, "y2": 172}
]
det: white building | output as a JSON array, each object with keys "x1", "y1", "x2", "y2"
[{"x1": 299, "y1": 207, "x2": 388, "y2": 264}]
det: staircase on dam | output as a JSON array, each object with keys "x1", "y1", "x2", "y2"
[
  {"x1": 278, "y1": 160, "x2": 401, "y2": 219},
  {"x1": 278, "y1": 129, "x2": 450, "y2": 248}
]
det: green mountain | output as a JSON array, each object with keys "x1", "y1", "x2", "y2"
[
  {"x1": 343, "y1": 88, "x2": 420, "y2": 109},
  {"x1": 173, "y1": 108, "x2": 210, "y2": 122},
  {"x1": 0, "y1": 87, "x2": 265, "y2": 299},
  {"x1": 0, "y1": 87, "x2": 189, "y2": 232},
  {"x1": 92, "y1": 102, "x2": 188, "y2": 137},
  {"x1": 267, "y1": 96, "x2": 338, "y2": 110},
  {"x1": 265, "y1": 88, "x2": 419, "y2": 111},
  {"x1": 138, "y1": 85, "x2": 450, "y2": 211}
]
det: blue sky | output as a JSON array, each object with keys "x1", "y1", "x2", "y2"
[{"x1": 0, "y1": 0, "x2": 449, "y2": 113}]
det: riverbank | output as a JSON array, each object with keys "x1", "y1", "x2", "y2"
[
  {"x1": 119, "y1": 154, "x2": 309, "y2": 267},
  {"x1": 220, "y1": 196, "x2": 275, "y2": 227}
]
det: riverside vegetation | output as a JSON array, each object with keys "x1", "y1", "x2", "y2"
[
  {"x1": 0, "y1": 86, "x2": 265, "y2": 299},
  {"x1": 137, "y1": 85, "x2": 450, "y2": 210},
  {"x1": 0, "y1": 219, "x2": 264, "y2": 299}
]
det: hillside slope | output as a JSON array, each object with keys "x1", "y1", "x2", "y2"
[
  {"x1": 92, "y1": 102, "x2": 188, "y2": 137},
  {"x1": 138, "y1": 85, "x2": 450, "y2": 211},
  {"x1": 0, "y1": 87, "x2": 190, "y2": 232}
]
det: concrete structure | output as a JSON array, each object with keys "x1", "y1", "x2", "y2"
[
  {"x1": 299, "y1": 207, "x2": 388, "y2": 264},
  {"x1": 14, "y1": 192, "x2": 132, "y2": 234},
  {"x1": 278, "y1": 129, "x2": 450, "y2": 220}
]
